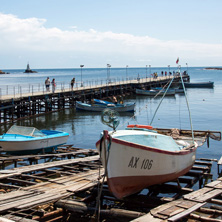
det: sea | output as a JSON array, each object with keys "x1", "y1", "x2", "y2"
[{"x1": 0, "y1": 66, "x2": 222, "y2": 180}]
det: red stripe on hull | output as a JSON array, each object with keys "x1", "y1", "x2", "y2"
[
  {"x1": 110, "y1": 137, "x2": 197, "y2": 155},
  {"x1": 107, "y1": 164, "x2": 193, "y2": 199}
]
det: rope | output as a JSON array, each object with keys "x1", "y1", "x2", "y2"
[
  {"x1": 150, "y1": 75, "x2": 175, "y2": 125},
  {"x1": 178, "y1": 69, "x2": 195, "y2": 143},
  {"x1": 119, "y1": 77, "x2": 175, "y2": 129},
  {"x1": 94, "y1": 132, "x2": 112, "y2": 222}
]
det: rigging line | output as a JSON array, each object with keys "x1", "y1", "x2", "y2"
[
  {"x1": 179, "y1": 69, "x2": 195, "y2": 143},
  {"x1": 179, "y1": 95, "x2": 181, "y2": 130},
  {"x1": 150, "y1": 75, "x2": 176, "y2": 125},
  {"x1": 119, "y1": 77, "x2": 174, "y2": 129},
  {"x1": 94, "y1": 133, "x2": 112, "y2": 222}
]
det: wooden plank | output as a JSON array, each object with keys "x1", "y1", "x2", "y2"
[
  {"x1": 168, "y1": 202, "x2": 205, "y2": 222},
  {"x1": 6, "y1": 177, "x2": 37, "y2": 186},
  {"x1": 131, "y1": 212, "x2": 163, "y2": 222},
  {"x1": 190, "y1": 213, "x2": 222, "y2": 222},
  {"x1": 183, "y1": 187, "x2": 213, "y2": 201},
  {"x1": 195, "y1": 189, "x2": 222, "y2": 202},
  {"x1": 206, "y1": 180, "x2": 222, "y2": 188},
  {"x1": 0, "y1": 155, "x2": 99, "y2": 179},
  {"x1": 150, "y1": 200, "x2": 183, "y2": 217},
  {"x1": 211, "y1": 198, "x2": 222, "y2": 205},
  {"x1": 0, "y1": 190, "x2": 37, "y2": 202},
  {"x1": 0, "y1": 182, "x2": 21, "y2": 189},
  {"x1": 218, "y1": 156, "x2": 222, "y2": 165},
  {"x1": 176, "y1": 200, "x2": 198, "y2": 209},
  {"x1": 0, "y1": 149, "x2": 97, "y2": 162},
  {"x1": 17, "y1": 193, "x2": 66, "y2": 209},
  {"x1": 2, "y1": 215, "x2": 38, "y2": 222},
  {"x1": 158, "y1": 205, "x2": 184, "y2": 217}
]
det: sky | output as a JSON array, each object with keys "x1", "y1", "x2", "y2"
[{"x1": 0, "y1": 0, "x2": 222, "y2": 69}]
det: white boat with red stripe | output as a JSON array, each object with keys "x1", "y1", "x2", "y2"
[{"x1": 96, "y1": 125, "x2": 206, "y2": 199}]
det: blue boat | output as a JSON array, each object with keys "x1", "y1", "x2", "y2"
[
  {"x1": 76, "y1": 101, "x2": 135, "y2": 112},
  {"x1": 0, "y1": 125, "x2": 69, "y2": 154},
  {"x1": 93, "y1": 99, "x2": 115, "y2": 105}
]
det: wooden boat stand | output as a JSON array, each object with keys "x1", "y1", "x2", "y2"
[{"x1": 0, "y1": 145, "x2": 222, "y2": 221}]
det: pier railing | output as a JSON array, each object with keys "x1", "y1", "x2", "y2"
[{"x1": 0, "y1": 75, "x2": 173, "y2": 100}]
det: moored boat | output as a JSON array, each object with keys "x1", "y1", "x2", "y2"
[
  {"x1": 96, "y1": 125, "x2": 221, "y2": 199},
  {"x1": 0, "y1": 125, "x2": 69, "y2": 154},
  {"x1": 184, "y1": 81, "x2": 214, "y2": 88},
  {"x1": 93, "y1": 99, "x2": 115, "y2": 105},
  {"x1": 76, "y1": 101, "x2": 135, "y2": 112},
  {"x1": 152, "y1": 87, "x2": 184, "y2": 94},
  {"x1": 136, "y1": 88, "x2": 175, "y2": 96}
]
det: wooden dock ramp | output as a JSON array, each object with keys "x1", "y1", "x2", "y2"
[{"x1": 0, "y1": 151, "x2": 222, "y2": 221}]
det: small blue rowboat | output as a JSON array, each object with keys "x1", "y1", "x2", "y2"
[
  {"x1": 93, "y1": 99, "x2": 115, "y2": 105},
  {"x1": 0, "y1": 125, "x2": 69, "y2": 154}
]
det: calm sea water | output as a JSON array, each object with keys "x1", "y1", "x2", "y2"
[{"x1": 0, "y1": 67, "x2": 222, "y2": 179}]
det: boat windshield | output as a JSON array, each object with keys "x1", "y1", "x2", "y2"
[{"x1": 6, "y1": 125, "x2": 46, "y2": 137}]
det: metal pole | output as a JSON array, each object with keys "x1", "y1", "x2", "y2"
[
  {"x1": 126, "y1": 65, "x2": 128, "y2": 81},
  {"x1": 80, "y1": 65, "x2": 84, "y2": 87}
]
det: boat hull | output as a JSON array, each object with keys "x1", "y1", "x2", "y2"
[
  {"x1": 136, "y1": 88, "x2": 175, "y2": 96},
  {"x1": 0, "y1": 131, "x2": 69, "y2": 154},
  {"x1": 76, "y1": 101, "x2": 135, "y2": 112},
  {"x1": 96, "y1": 130, "x2": 196, "y2": 199},
  {"x1": 184, "y1": 81, "x2": 214, "y2": 88}
]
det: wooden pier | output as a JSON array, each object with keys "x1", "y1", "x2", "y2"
[
  {"x1": 1, "y1": 145, "x2": 222, "y2": 221},
  {"x1": 0, "y1": 75, "x2": 189, "y2": 125}
]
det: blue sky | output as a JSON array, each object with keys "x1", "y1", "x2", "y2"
[{"x1": 0, "y1": 0, "x2": 222, "y2": 69}]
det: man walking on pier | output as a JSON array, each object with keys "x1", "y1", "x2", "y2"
[{"x1": 45, "y1": 77, "x2": 50, "y2": 92}]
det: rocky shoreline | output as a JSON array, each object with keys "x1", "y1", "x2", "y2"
[
  {"x1": 0, "y1": 70, "x2": 10, "y2": 74},
  {"x1": 205, "y1": 67, "x2": 222, "y2": 70}
]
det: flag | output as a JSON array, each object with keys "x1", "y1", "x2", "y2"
[{"x1": 176, "y1": 57, "x2": 179, "y2": 64}]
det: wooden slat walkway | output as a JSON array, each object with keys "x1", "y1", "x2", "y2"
[
  {"x1": 0, "y1": 155, "x2": 99, "y2": 179},
  {"x1": 0, "y1": 76, "x2": 174, "y2": 101},
  {"x1": 0, "y1": 155, "x2": 103, "y2": 213},
  {"x1": 132, "y1": 177, "x2": 222, "y2": 222}
]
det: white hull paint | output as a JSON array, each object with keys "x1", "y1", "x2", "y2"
[
  {"x1": 0, "y1": 135, "x2": 69, "y2": 152},
  {"x1": 96, "y1": 130, "x2": 197, "y2": 199}
]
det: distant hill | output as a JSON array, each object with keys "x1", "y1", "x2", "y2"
[{"x1": 205, "y1": 67, "x2": 222, "y2": 70}]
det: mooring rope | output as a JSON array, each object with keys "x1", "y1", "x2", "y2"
[
  {"x1": 118, "y1": 77, "x2": 175, "y2": 129},
  {"x1": 150, "y1": 75, "x2": 176, "y2": 125},
  {"x1": 94, "y1": 132, "x2": 112, "y2": 222},
  {"x1": 178, "y1": 70, "x2": 195, "y2": 143}
]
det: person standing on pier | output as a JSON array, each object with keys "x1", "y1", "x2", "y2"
[
  {"x1": 45, "y1": 77, "x2": 50, "y2": 92},
  {"x1": 52, "y1": 78, "x2": 56, "y2": 93},
  {"x1": 71, "y1": 77, "x2": 75, "y2": 90}
]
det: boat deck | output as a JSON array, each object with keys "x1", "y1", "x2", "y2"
[{"x1": 0, "y1": 147, "x2": 222, "y2": 221}]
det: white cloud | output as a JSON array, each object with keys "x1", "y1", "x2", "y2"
[{"x1": 0, "y1": 12, "x2": 222, "y2": 67}]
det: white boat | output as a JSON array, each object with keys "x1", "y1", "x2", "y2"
[
  {"x1": 76, "y1": 101, "x2": 135, "y2": 112},
  {"x1": 96, "y1": 69, "x2": 221, "y2": 199},
  {"x1": 136, "y1": 88, "x2": 175, "y2": 96},
  {"x1": 96, "y1": 125, "x2": 221, "y2": 199},
  {"x1": 0, "y1": 125, "x2": 69, "y2": 154}
]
